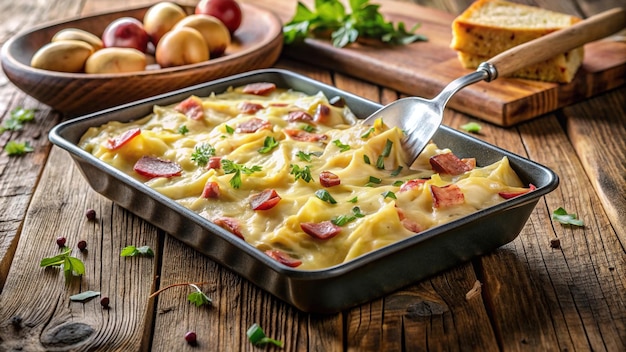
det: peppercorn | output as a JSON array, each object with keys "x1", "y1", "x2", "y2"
[
  {"x1": 77, "y1": 240, "x2": 87, "y2": 251},
  {"x1": 100, "y1": 297, "x2": 110, "y2": 309},
  {"x1": 85, "y1": 209, "x2": 96, "y2": 220},
  {"x1": 56, "y1": 236, "x2": 67, "y2": 248},
  {"x1": 184, "y1": 331, "x2": 197, "y2": 345}
]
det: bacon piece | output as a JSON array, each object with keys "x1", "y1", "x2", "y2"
[
  {"x1": 174, "y1": 96, "x2": 204, "y2": 120},
  {"x1": 286, "y1": 110, "x2": 313, "y2": 122},
  {"x1": 319, "y1": 171, "x2": 340, "y2": 187},
  {"x1": 106, "y1": 128, "x2": 141, "y2": 150},
  {"x1": 207, "y1": 156, "x2": 222, "y2": 170},
  {"x1": 430, "y1": 184, "x2": 465, "y2": 208},
  {"x1": 401, "y1": 218, "x2": 423, "y2": 233},
  {"x1": 265, "y1": 249, "x2": 302, "y2": 267},
  {"x1": 313, "y1": 104, "x2": 331, "y2": 124},
  {"x1": 399, "y1": 179, "x2": 426, "y2": 193},
  {"x1": 213, "y1": 217, "x2": 243, "y2": 239},
  {"x1": 430, "y1": 153, "x2": 472, "y2": 175},
  {"x1": 250, "y1": 189, "x2": 281, "y2": 210},
  {"x1": 499, "y1": 184, "x2": 537, "y2": 199},
  {"x1": 283, "y1": 129, "x2": 327, "y2": 142},
  {"x1": 133, "y1": 156, "x2": 182, "y2": 179},
  {"x1": 238, "y1": 101, "x2": 264, "y2": 114},
  {"x1": 269, "y1": 103, "x2": 288, "y2": 107},
  {"x1": 462, "y1": 158, "x2": 477, "y2": 169},
  {"x1": 201, "y1": 181, "x2": 220, "y2": 198},
  {"x1": 301, "y1": 221, "x2": 341, "y2": 240},
  {"x1": 242, "y1": 82, "x2": 276, "y2": 96},
  {"x1": 236, "y1": 117, "x2": 271, "y2": 133}
]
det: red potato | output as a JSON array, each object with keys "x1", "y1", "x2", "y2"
[
  {"x1": 143, "y1": 2, "x2": 187, "y2": 45},
  {"x1": 102, "y1": 17, "x2": 150, "y2": 52},
  {"x1": 195, "y1": 0, "x2": 242, "y2": 34},
  {"x1": 155, "y1": 27, "x2": 209, "y2": 68}
]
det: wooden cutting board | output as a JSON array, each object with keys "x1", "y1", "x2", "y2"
[{"x1": 278, "y1": 2, "x2": 626, "y2": 126}]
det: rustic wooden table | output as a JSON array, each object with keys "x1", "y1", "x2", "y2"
[{"x1": 0, "y1": 0, "x2": 624, "y2": 351}]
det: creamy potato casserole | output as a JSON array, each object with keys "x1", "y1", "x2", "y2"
[{"x1": 80, "y1": 83, "x2": 534, "y2": 270}]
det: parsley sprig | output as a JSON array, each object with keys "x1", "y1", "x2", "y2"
[
  {"x1": 222, "y1": 159, "x2": 262, "y2": 189},
  {"x1": 552, "y1": 207, "x2": 584, "y2": 226},
  {"x1": 332, "y1": 206, "x2": 365, "y2": 226},
  {"x1": 290, "y1": 164, "x2": 313, "y2": 182},
  {"x1": 283, "y1": 0, "x2": 427, "y2": 48},
  {"x1": 191, "y1": 143, "x2": 216, "y2": 167},
  {"x1": 40, "y1": 247, "x2": 85, "y2": 283},
  {"x1": 258, "y1": 136, "x2": 279, "y2": 154},
  {"x1": 121, "y1": 245, "x2": 154, "y2": 257},
  {"x1": 1, "y1": 107, "x2": 36, "y2": 133},
  {"x1": 5, "y1": 141, "x2": 34, "y2": 156}
]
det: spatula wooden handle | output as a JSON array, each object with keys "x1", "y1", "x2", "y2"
[{"x1": 487, "y1": 7, "x2": 626, "y2": 79}]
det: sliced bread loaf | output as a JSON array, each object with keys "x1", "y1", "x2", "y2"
[{"x1": 450, "y1": 0, "x2": 584, "y2": 83}]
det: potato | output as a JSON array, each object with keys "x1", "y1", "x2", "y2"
[
  {"x1": 174, "y1": 14, "x2": 230, "y2": 56},
  {"x1": 52, "y1": 28, "x2": 104, "y2": 51},
  {"x1": 30, "y1": 40, "x2": 94, "y2": 72},
  {"x1": 143, "y1": 2, "x2": 187, "y2": 45},
  {"x1": 155, "y1": 27, "x2": 209, "y2": 68},
  {"x1": 85, "y1": 47, "x2": 146, "y2": 74}
]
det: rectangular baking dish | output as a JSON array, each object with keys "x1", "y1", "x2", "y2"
[{"x1": 49, "y1": 69, "x2": 559, "y2": 313}]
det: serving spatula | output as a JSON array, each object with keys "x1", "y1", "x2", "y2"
[{"x1": 361, "y1": 7, "x2": 626, "y2": 164}]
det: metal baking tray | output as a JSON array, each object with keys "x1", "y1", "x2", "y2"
[{"x1": 49, "y1": 69, "x2": 559, "y2": 313}]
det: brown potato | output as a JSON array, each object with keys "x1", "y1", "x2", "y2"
[
  {"x1": 143, "y1": 2, "x2": 187, "y2": 45},
  {"x1": 155, "y1": 27, "x2": 209, "y2": 68},
  {"x1": 30, "y1": 40, "x2": 94, "y2": 72},
  {"x1": 174, "y1": 14, "x2": 231, "y2": 57},
  {"x1": 85, "y1": 47, "x2": 146, "y2": 74},
  {"x1": 51, "y1": 28, "x2": 104, "y2": 51}
]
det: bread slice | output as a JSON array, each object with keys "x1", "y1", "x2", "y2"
[{"x1": 450, "y1": 0, "x2": 584, "y2": 83}]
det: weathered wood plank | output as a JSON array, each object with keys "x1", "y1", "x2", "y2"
[{"x1": 0, "y1": 148, "x2": 160, "y2": 350}]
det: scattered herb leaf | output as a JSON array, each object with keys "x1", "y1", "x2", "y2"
[
  {"x1": 301, "y1": 124, "x2": 316, "y2": 133},
  {"x1": 121, "y1": 245, "x2": 154, "y2": 257},
  {"x1": 365, "y1": 176, "x2": 382, "y2": 187},
  {"x1": 247, "y1": 323, "x2": 283, "y2": 348},
  {"x1": 363, "y1": 155, "x2": 371, "y2": 164},
  {"x1": 348, "y1": 196, "x2": 358, "y2": 203},
  {"x1": 70, "y1": 290, "x2": 101, "y2": 302},
  {"x1": 382, "y1": 190, "x2": 397, "y2": 199},
  {"x1": 40, "y1": 247, "x2": 85, "y2": 283},
  {"x1": 376, "y1": 139, "x2": 393, "y2": 169},
  {"x1": 552, "y1": 207, "x2": 584, "y2": 226},
  {"x1": 460, "y1": 122, "x2": 482, "y2": 133},
  {"x1": 332, "y1": 207, "x2": 365, "y2": 226},
  {"x1": 187, "y1": 284, "x2": 212, "y2": 307},
  {"x1": 225, "y1": 125, "x2": 235, "y2": 134},
  {"x1": 5, "y1": 141, "x2": 34, "y2": 156},
  {"x1": 361, "y1": 127, "x2": 375, "y2": 138},
  {"x1": 391, "y1": 166, "x2": 403, "y2": 176},
  {"x1": 1, "y1": 107, "x2": 36, "y2": 133},
  {"x1": 296, "y1": 150, "x2": 322, "y2": 162}
]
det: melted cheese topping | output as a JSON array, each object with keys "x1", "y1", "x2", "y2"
[{"x1": 80, "y1": 86, "x2": 528, "y2": 270}]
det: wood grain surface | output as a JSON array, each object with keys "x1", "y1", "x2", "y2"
[
  {"x1": 274, "y1": 0, "x2": 626, "y2": 126},
  {"x1": 0, "y1": 0, "x2": 624, "y2": 351}
]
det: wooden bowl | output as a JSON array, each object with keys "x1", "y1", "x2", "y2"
[{"x1": 1, "y1": 3, "x2": 283, "y2": 117}]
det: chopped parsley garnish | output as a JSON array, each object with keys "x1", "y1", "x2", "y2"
[
  {"x1": 361, "y1": 127, "x2": 375, "y2": 138},
  {"x1": 365, "y1": 176, "x2": 382, "y2": 187},
  {"x1": 376, "y1": 139, "x2": 393, "y2": 169},
  {"x1": 552, "y1": 207, "x2": 584, "y2": 226},
  {"x1": 332, "y1": 207, "x2": 365, "y2": 226},
  {"x1": 332, "y1": 139, "x2": 350, "y2": 152},
  {"x1": 283, "y1": 0, "x2": 427, "y2": 48},
  {"x1": 315, "y1": 189, "x2": 337, "y2": 204},
  {"x1": 363, "y1": 155, "x2": 371, "y2": 164},
  {"x1": 5, "y1": 141, "x2": 34, "y2": 156},
  {"x1": 1, "y1": 107, "x2": 36, "y2": 133},
  {"x1": 258, "y1": 136, "x2": 279, "y2": 154},
  {"x1": 382, "y1": 191, "x2": 397, "y2": 199},
  {"x1": 391, "y1": 166, "x2": 403, "y2": 176},
  {"x1": 301, "y1": 124, "x2": 316, "y2": 133},
  {"x1": 461, "y1": 122, "x2": 482, "y2": 133},
  {"x1": 290, "y1": 164, "x2": 313, "y2": 183},
  {"x1": 178, "y1": 125, "x2": 189, "y2": 135},
  {"x1": 222, "y1": 159, "x2": 262, "y2": 189},
  {"x1": 393, "y1": 180, "x2": 405, "y2": 187},
  {"x1": 190, "y1": 143, "x2": 216, "y2": 167},
  {"x1": 348, "y1": 196, "x2": 358, "y2": 203},
  {"x1": 224, "y1": 124, "x2": 235, "y2": 134},
  {"x1": 296, "y1": 150, "x2": 322, "y2": 162}
]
